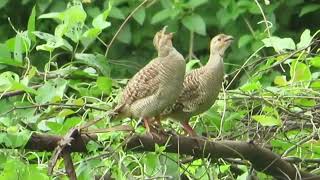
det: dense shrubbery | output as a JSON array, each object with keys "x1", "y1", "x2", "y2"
[{"x1": 0, "y1": 0, "x2": 319, "y2": 179}]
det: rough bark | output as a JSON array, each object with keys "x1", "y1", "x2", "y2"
[{"x1": 3, "y1": 133, "x2": 318, "y2": 179}]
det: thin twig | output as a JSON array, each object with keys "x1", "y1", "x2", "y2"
[
  {"x1": 188, "y1": 31, "x2": 194, "y2": 61},
  {"x1": 104, "y1": 0, "x2": 149, "y2": 57},
  {"x1": 254, "y1": 0, "x2": 271, "y2": 38}
]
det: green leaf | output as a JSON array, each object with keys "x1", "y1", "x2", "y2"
[
  {"x1": 97, "y1": 76, "x2": 112, "y2": 94},
  {"x1": 0, "y1": 72, "x2": 36, "y2": 93},
  {"x1": 220, "y1": 164, "x2": 231, "y2": 173},
  {"x1": 75, "y1": 53, "x2": 110, "y2": 76},
  {"x1": 186, "y1": 59, "x2": 200, "y2": 72},
  {"x1": 38, "y1": 12, "x2": 64, "y2": 21},
  {"x1": 48, "y1": 3, "x2": 87, "y2": 42},
  {"x1": 27, "y1": 6, "x2": 36, "y2": 42},
  {"x1": 186, "y1": 0, "x2": 208, "y2": 8},
  {"x1": 0, "y1": 44, "x2": 23, "y2": 67},
  {"x1": 117, "y1": 25, "x2": 131, "y2": 44},
  {"x1": 35, "y1": 78, "x2": 68, "y2": 104},
  {"x1": 274, "y1": 75, "x2": 287, "y2": 86},
  {"x1": 92, "y1": 2, "x2": 112, "y2": 30},
  {"x1": 240, "y1": 81, "x2": 262, "y2": 92},
  {"x1": 290, "y1": 61, "x2": 311, "y2": 84},
  {"x1": 133, "y1": 7, "x2": 146, "y2": 25},
  {"x1": 299, "y1": 4, "x2": 320, "y2": 17},
  {"x1": 238, "y1": 35, "x2": 253, "y2": 48},
  {"x1": 310, "y1": 56, "x2": 320, "y2": 68},
  {"x1": 252, "y1": 115, "x2": 281, "y2": 126},
  {"x1": 2, "y1": 130, "x2": 31, "y2": 148},
  {"x1": 182, "y1": 14, "x2": 206, "y2": 35},
  {"x1": 0, "y1": 0, "x2": 8, "y2": 9},
  {"x1": 262, "y1": 36, "x2": 296, "y2": 52},
  {"x1": 0, "y1": 58, "x2": 23, "y2": 67},
  {"x1": 62, "y1": 117, "x2": 82, "y2": 133},
  {"x1": 143, "y1": 153, "x2": 159, "y2": 176},
  {"x1": 81, "y1": 28, "x2": 101, "y2": 48},
  {"x1": 294, "y1": 99, "x2": 316, "y2": 107},
  {"x1": 58, "y1": 109, "x2": 75, "y2": 118},
  {"x1": 310, "y1": 80, "x2": 320, "y2": 89},
  {"x1": 92, "y1": 14, "x2": 111, "y2": 30},
  {"x1": 109, "y1": 7, "x2": 125, "y2": 19},
  {"x1": 151, "y1": 9, "x2": 171, "y2": 24},
  {"x1": 297, "y1": 29, "x2": 312, "y2": 49},
  {"x1": 33, "y1": 31, "x2": 73, "y2": 52},
  {"x1": 14, "y1": 35, "x2": 23, "y2": 62},
  {"x1": 0, "y1": 43, "x2": 10, "y2": 58},
  {"x1": 14, "y1": 32, "x2": 31, "y2": 61}
]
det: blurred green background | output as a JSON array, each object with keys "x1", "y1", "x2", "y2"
[{"x1": 1, "y1": 0, "x2": 319, "y2": 80}]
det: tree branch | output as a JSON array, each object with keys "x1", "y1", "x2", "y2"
[{"x1": 6, "y1": 133, "x2": 319, "y2": 179}]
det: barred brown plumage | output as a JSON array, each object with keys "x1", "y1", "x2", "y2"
[
  {"x1": 113, "y1": 26, "x2": 186, "y2": 136},
  {"x1": 161, "y1": 34, "x2": 234, "y2": 136}
]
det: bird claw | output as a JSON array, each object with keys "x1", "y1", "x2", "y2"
[{"x1": 147, "y1": 131, "x2": 167, "y2": 143}]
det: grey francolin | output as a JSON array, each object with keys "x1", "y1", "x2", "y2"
[
  {"x1": 113, "y1": 27, "x2": 186, "y2": 133},
  {"x1": 161, "y1": 34, "x2": 233, "y2": 136}
]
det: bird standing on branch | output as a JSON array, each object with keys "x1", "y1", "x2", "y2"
[
  {"x1": 161, "y1": 34, "x2": 233, "y2": 136},
  {"x1": 113, "y1": 27, "x2": 186, "y2": 136}
]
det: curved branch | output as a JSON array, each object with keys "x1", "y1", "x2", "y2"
[
  {"x1": 125, "y1": 135, "x2": 318, "y2": 180},
  {"x1": 8, "y1": 133, "x2": 319, "y2": 179}
]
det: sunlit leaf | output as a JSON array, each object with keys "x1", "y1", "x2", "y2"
[
  {"x1": 81, "y1": 28, "x2": 101, "y2": 48},
  {"x1": 310, "y1": 56, "x2": 320, "y2": 68},
  {"x1": 252, "y1": 115, "x2": 281, "y2": 126},
  {"x1": 97, "y1": 76, "x2": 112, "y2": 94},
  {"x1": 240, "y1": 81, "x2": 262, "y2": 91},
  {"x1": 274, "y1": 76, "x2": 287, "y2": 86},
  {"x1": 294, "y1": 99, "x2": 316, "y2": 107},
  {"x1": 38, "y1": 12, "x2": 64, "y2": 21},
  {"x1": 310, "y1": 80, "x2": 320, "y2": 89},
  {"x1": 297, "y1": 29, "x2": 312, "y2": 49},
  {"x1": 262, "y1": 36, "x2": 296, "y2": 52},
  {"x1": 290, "y1": 61, "x2": 311, "y2": 84}
]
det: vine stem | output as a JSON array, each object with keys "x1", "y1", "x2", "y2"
[
  {"x1": 104, "y1": 0, "x2": 149, "y2": 58},
  {"x1": 254, "y1": 0, "x2": 271, "y2": 38}
]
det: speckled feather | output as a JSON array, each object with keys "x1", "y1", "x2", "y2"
[
  {"x1": 162, "y1": 60, "x2": 224, "y2": 120},
  {"x1": 161, "y1": 34, "x2": 233, "y2": 123},
  {"x1": 120, "y1": 60, "x2": 162, "y2": 106},
  {"x1": 114, "y1": 30, "x2": 186, "y2": 119}
]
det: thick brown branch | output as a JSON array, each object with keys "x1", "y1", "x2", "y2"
[
  {"x1": 6, "y1": 133, "x2": 319, "y2": 179},
  {"x1": 125, "y1": 135, "x2": 318, "y2": 180}
]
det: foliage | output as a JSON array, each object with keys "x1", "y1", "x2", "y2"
[{"x1": 0, "y1": 0, "x2": 319, "y2": 179}]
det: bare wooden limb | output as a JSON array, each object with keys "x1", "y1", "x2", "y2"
[
  {"x1": 62, "y1": 150, "x2": 77, "y2": 180},
  {"x1": 7, "y1": 133, "x2": 318, "y2": 179}
]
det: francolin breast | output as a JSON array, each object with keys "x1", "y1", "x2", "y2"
[
  {"x1": 161, "y1": 34, "x2": 233, "y2": 136},
  {"x1": 113, "y1": 27, "x2": 186, "y2": 133}
]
